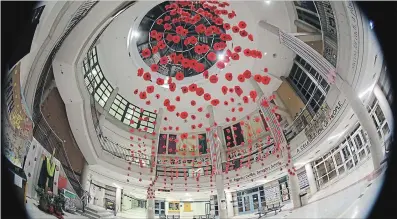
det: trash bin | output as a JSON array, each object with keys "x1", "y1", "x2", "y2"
[{"x1": 299, "y1": 193, "x2": 308, "y2": 206}]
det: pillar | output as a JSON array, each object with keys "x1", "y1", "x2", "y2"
[
  {"x1": 288, "y1": 173, "x2": 301, "y2": 208},
  {"x1": 147, "y1": 198, "x2": 155, "y2": 219},
  {"x1": 80, "y1": 161, "x2": 90, "y2": 192},
  {"x1": 216, "y1": 175, "x2": 227, "y2": 219},
  {"x1": 232, "y1": 192, "x2": 239, "y2": 216},
  {"x1": 339, "y1": 81, "x2": 383, "y2": 170},
  {"x1": 116, "y1": 187, "x2": 122, "y2": 214},
  {"x1": 99, "y1": 87, "x2": 119, "y2": 126},
  {"x1": 225, "y1": 191, "x2": 234, "y2": 218},
  {"x1": 373, "y1": 84, "x2": 394, "y2": 133},
  {"x1": 304, "y1": 163, "x2": 318, "y2": 196},
  {"x1": 152, "y1": 108, "x2": 164, "y2": 171},
  {"x1": 259, "y1": 21, "x2": 385, "y2": 171}
]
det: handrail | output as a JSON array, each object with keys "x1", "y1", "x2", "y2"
[{"x1": 32, "y1": 1, "x2": 99, "y2": 198}]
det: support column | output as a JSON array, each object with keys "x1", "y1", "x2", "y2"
[
  {"x1": 147, "y1": 198, "x2": 155, "y2": 219},
  {"x1": 80, "y1": 161, "x2": 90, "y2": 192},
  {"x1": 152, "y1": 108, "x2": 164, "y2": 172},
  {"x1": 116, "y1": 187, "x2": 122, "y2": 214},
  {"x1": 216, "y1": 175, "x2": 227, "y2": 219},
  {"x1": 232, "y1": 192, "x2": 239, "y2": 216},
  {"x1": 225, "y1": 191, "x2": 234, "y2": 218},
  {"x1": 288, "y1": 173, "x2": 301, "y2": 208},
  {"x1": 304, "y1": 163, "x2": 318, "y2": 196},
  {"x1": 374, "y1": 84, "x2": 394, "y2": 133},
  {"x1": 339, "y1": 81, "x2": 383, "y2": 170},
  {"x1": 260, "y1": 21, "x2": 384, "y2": 170},
  {"x1": 99, "y1": 87, "x2": 119, "y2": 126}
]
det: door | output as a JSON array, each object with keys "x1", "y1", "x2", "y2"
[
  {"x1": 243, "y1": 195, "x2": 252, "y2": 213},
  {"x1": 352, "y1": 131, "x2": 367, "y2": 161}
]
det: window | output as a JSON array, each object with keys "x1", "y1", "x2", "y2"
[
  {"x1": 155, "y1": 200, "x2": 165, "y2": 215},
  {"x1": 109, "y1": 94, "x2": 157, "y2": 133},
  {"x1": 296, "y1": 8, "x2": 321, "y2": 30},
  {"x1": 83, "y1": 47, "x2": 114, "y2": 107}
]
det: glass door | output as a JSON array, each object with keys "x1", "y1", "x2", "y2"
[
  {"x1": 243, "y1": 195, "x2": 252, "y2": 213},
  {"x1": 352, "y1": 130, "x2": 367, "y2": 161},
  {"x1": 252, "y1": 194, "x2": 260, "y2": 211}
]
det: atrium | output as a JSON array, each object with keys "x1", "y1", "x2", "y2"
[{"x1": 2, "y1": 1, "x2": 393, "y2": 219}]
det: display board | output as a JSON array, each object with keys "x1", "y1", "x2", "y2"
[
  {"x1": 3, "y1": 62, "x2": 34, "y2": 168},
  {"x1": 297, "y1": 171, "x2": 309, "y2": 189}
]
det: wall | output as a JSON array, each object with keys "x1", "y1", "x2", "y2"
[
  {"x1": 163, "y1": 201, "x2": 208, "y2": 217},
  {"x1": 40, "y1": 87, "x2": 86, "y2": 174},
  {"x1": 276, "y1": 80, "x2": 306, "y2": 118}
]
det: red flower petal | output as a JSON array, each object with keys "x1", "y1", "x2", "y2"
[
  {"x1": 189, "y1": 83, "x2": 197, "y2": 92},
  {"x1": 180, "y1": 112, "x2": 188, "y2": 119},
  {"x1": 181, "y1": 86, "x2": 188, "y2": 94},
  {"x1": 156, "y1": 78, "x2": 164, "y2": 85},
  {"x1": 191, "y1": 100, "x2": 196, "y2": 106},
  {"x1": 222, "y1": 86, "x2": 228, "y2": 95}
]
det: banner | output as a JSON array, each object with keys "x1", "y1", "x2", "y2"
[{"x1": 3, "y1": 62, "x2": 34, "y2": 168}]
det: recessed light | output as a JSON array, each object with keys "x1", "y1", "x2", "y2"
[
  {"x1": 264, "y1": 52, "x2": 267, "y2": 55},
  {"x1": 265, "y1": 1, "x2": 271, "y2": 5}
]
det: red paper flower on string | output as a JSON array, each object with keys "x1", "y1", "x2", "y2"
[
  {"x1": 222, "y1": 86, "x2": 228, "y2": 95},
  {"x1": 243, "y1": 48, "x2": 251, "y2": 56},
  {"x1": 146, "y1": 86, "x2": 154, "y2": 93},
  {"x1": 225, "y1": 72, "x2": 233, "y2": 81},
  {"x1": 238, "y1": 21, "x2": 247, "y2": 29},
  {"x1": 137, "y1": 68, "x2": 144, "y2": 77},
  {"x1": 142, "y1": 48, "x2": 151, "y2": 58},
  {"x1": 209, "y1": 75, "x2": 218, "y2": 84},
  {"x1": 254, "y1": 74, "x2": 262, "y2": 82},
  {"x1": 243, "y1": 70, "x2": 252, "y2": 79},
  {"x1": 203, "y1": 70, "x2": 209, "y2": 79},
  {"x1": 156, "y1": 78, "x2": 164, "y2": 85},
  {"x1": 198, "y1": 107, "x2": 203, "y2": 112},
  {"x1": 175, "y1": 96, "x2": 181, "y2": 102},
  {"x1": 223, "y1": 23, "x2": 231, "y2": 30},
  {"x1": 234, "y1": 86, "x2": 243, "y2": 96},
  {"x1": 143, "y1": 72, "x2": 151, "y2": 81},
  {"x1": 181, "y1": 86, "x2": 188, "y2": 93},
  {"x1": 164, "y1": 99, "x2": 170, "y2": 107},
  {"x1": 248, "y1": 34, "x2": 254, "y2": 41},
  {"x1": 204, "y1": 93, "x2": 211, "y2": 101},
  {"x1": 211, "y1": 99, "x2": 220, "y2": 106},
  {"x1": 134, "y1": 89, "x2": 138, "y2": 95},
  {"x1": 169, "y1": 83, "x2": 176, "y2": 92},
  {"x1": 175, "y1": 72, "x2": 185, "y2": 81},
  {"x1": 189, "y1": 83, "x2": 197, "y2": 92},
  {"x1": 207, "y1": 52, "x2": 217, "y2": 61},
  {"x1": 160, "y1": 56, "x2": 169, "y2": 65},
  {"x1": 196, "y1": 87, "x2": 204, "y2": 96},
  {"x1": 237, "y1": 74, "x2": 245, "y2": 82},
  {"x1": 150, "y1": 64, "x2": 159, "y2": 72},
  {"x1": 261, "y1": 76, "x2": 271, "y2": 85},
  {"x1": 152, "y1": 46, "x2": 159, "y2": 54},
  {"x1": 216, "y1": 61, "x2": 225, "y2": 69},
  {"x1": 232, "y1": 26, "x2": 239, "y2": 33},
  {"x1": 231, "y1": 53, "x2": 240, "y2": 60},
  {"x1": 139, "y1": 92, "x2": 147, "y2": 100}
]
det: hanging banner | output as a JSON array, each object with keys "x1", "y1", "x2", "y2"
[{"x1": 3, "y1": 62, "x2": 34, "y2": 168}]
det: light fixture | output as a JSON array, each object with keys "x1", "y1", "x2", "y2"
[
  {"x1": 369, "y1": 20, "x2": 374, "y2": 30},
  {"x1": 217, "y1": 54, "x2": 225, "y2": 61},
  {"x1": 264, "y1": 52, "x2": 267, "y2": 55},
  {"x1": 132, "y1": 31, "x2": 140, "y2": 38},
  {"x1": 265, "y1": 1, "x2": 271, "y2": 5}
]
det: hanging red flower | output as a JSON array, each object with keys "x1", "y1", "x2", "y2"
[
  {"x1": 243, "y1": 96, "x2": 249, "y2": 104},
  {"x1": 204, "y1": 93, "x2": 212, "y2": 101},
  {"x1": 203, "y1": 70, "x2": 209, "y2": 79},
  {"x1": 142, "y1": 48, "x2": 151, "y2": 58},
  {"x1": 160, "y1": 56, "x2": 169, "y2": 65},
  {"x1": 237, "y1": 74, "x2": 245, "y2": 82},
  {"x1": 156, "y1": 19, "x2": 163, "y2": 25},
  {"x1": 254, "y1": 74, "x2": 262, "y2": 82},
  {"x1": 175, "y1": 96, "x2": 180, "y2": 102},
  {"x1": 261, "y1": 76, "x2": 271, "y2": 85},
  {"x1": 250, "y1": 90, "x2": 257, "y2": 100},
  {"x1": 222, "y1": 86, "x2": 228, "y2": 95},
  {"x1": 264, "y1": 67, "x2": 268, "y2": 73},
  {"x1": 134, "y1": 89, "x2": 139, "y2": 95},
  {"x1": 143, "y1": 72, "x2": 151, "y2": 81},
  {"x1": 234, "y1": 86, "x2": 243, "y2": 96},
  {"x1": 243, "y1": 70, "x2": 252, "y2": 79},
  {"x1": 238, "y1": 21, "x2": 247, "y2": 29},
  {"x1": 231, "y1": 53, "x2": 240, "y2": 60},
  {"x1": 223, "y1": 23, "x2": 231, "y2": 30},
  {"x1": 207, "y1": 52, "x2": 217, "y2": 61},
  {"x1": 155, "y1": 94, "x2": 160, "y2": 99},
  {"x1": 211, "y1": 99, "x2": 220, "y2": 106},
  {"x1": 196, "y1": 87, "x2": 204, "y2": 96},
  {"x1": 216, "y1": 61, "x2": 225, "y2": 69},
  {"x1": 188, "y1": 83, "x2": 197, "y2": 92},
  {"x1": 197, "y1": 107, "x2": 203, "y2": 112},
  {"x1": 156, "y1": 78, "x2": 164, "y2": 85},
  {"x1": 232, "y1": 26, "x2": 239, "y2": 33},
  {"x1": 248, "y1": 34, "x2": 254, "y2": 41},
  {"x1": 146, "y1": 86, "x2": 154, "y2": 93},
  {"x1": 139, "y1": 92, "x2": 147, "y2": 100},
  {"x1": 150, "y1": 64, "x2": 159, "y2": 72},
  {"x1": 152, "y1": 46, "x2": 159, "y2": 54},
  {"x1": 164, "y1": 99, "x2": 170, "y2": 107},
  {"x1": 191, "y1": 100, "x2": 196, "y2": 106},
  {"x1": 169, "y1": 82, "x2": 176, "y2": 92},
  {"x1": 209, "y1": 75, "x2": 218, "y2": 84},
  {"x1": 225, "y1": 72, "x2": 233, "y2": 81},
  {"x1": 180, "y1": 112, "x2": 189, "y2": 119},
  {"x1": 243, "y1": 48, "x2": 251, "y2": 56},
  {"x1": 175, "y1": 72, "x2": 185, "y2": 81}
]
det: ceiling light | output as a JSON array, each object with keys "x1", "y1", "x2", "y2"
[
  {"x1": 264, "y1": 52, "x2": 267, "y2": 55},
  {"x1": 217, "y1": 54, "x2": 225, "y2": 61},
  {"x1": 265, "y1": 1, "x2": 271, "y2": 5},
  {"x1": 131, "y1": 31, "x2": 140, "y2": 38}
]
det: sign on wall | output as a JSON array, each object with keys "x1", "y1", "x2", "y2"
[
  {"x1": 231, "y1": 160, "x2": 282, "y2": 183},
  {"x1": 3, "y1": 62, "x2": 34, "y2": 168}
]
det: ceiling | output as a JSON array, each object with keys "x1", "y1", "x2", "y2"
[{"x1": 96, "y1": 0, "x2": 296, "y2": 133}]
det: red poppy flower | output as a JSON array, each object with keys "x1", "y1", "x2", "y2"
[
  {"x1": 137, "y1": 68, "x2": 144, "y2": 77},
  {"x1": 175, "y1": 96, "x2": 180, "y2": 102},
  {"x1": 167, "y1": 105, "x2": 176, "y2": 112},
  {"x1": 243, "y1": 96, "x2": 249, "y2": 103},
  {"x1": 172, "y1": 35, "x2": 181, "y2": 43},
  {"x1": 164, "y1": 99, "x2": 170, "y2": 107},
  {"x1": 155, "y1": 94, "x2": 160, "y2": 99},
  {"x1": 232, "y1": 26, "x2": 239, "y2": 33},
  {"x1": 207, "y1": 52, "x2": 217, "y2": 61},
  {"x1": 228, "y1": 13, "x2": 235, "y2": 19},
  {"x1": 205, "y1": 113, "x2": 210, "y2": 118},
  {"x1": 146, "y1": 86, "x2": 154, "y2": 93},
  {"x1": 238, "y1": 107, "x2": 244, "y2": 112},
  {"x1": 211, "y1": 99, "x2": 220, "y2": 106},
  {"x1": 231, "y1": 53, "x2": 240, "y2": 60},
  {"x1": 250, "y1": 90, "x2": 257, "y2": 100},
  {"x1": 152, "y1": 46, "x2": 159, "y2": 54},
  {"x1": 143, "y1": 72, "x2": 151, "y2": 81},
  {"x1": 164, "y1": 15, "x2": 171, "y2": 21},
  {"x1": 261, "y1": 76, "x2": 271, "y2": 85},
  {"x1": 166, "y1": 33, "x2": 173, "y2": 42},
  {"x1": 198, "y1": 107, "x2": 203, "y2": 112},
  {"x1": 216, "y1": 61, "x2": 225, "y2": 69},
  {"x1": 169, "y1": 83, "x2": 176, "y2": 92},
  {"x1": 238, "y1": 21, "x2": 247, "y2": 29},
  {"x1": 234, "y1": 46, "x2": 242, "y2": 53},
  {"x1": 181, "y1": 59, "x2": 190, "y2": 69},
  {"x1": 204, "y1": 93, "x2": 211, "y2": 101},
  {"x1": 209, "y1": 75, "x2": 218, "y2": 84},
  {"x1": 160, "y1": 56, "x2": 169, "y2": 65},
  {"x1": 156, "y1": 19, "x2": 163, "y2": 25},
  {"x1": 243, "y1": 70, "x2": 252, "y2": 79},
  {"x1": 195, "y1": 63, "x2": 205, "y2": 73},
  {"x1": 248, "y1": 34, "x2": 254, "y2": 41},
  {"x1": 230, "y1": 97, "x2": 235, "y2": 102},
  {"x1": 134, "y1": 89, "x2": 139, "y2": 95},
  {"x1": 142, "y1": 48, "x2": 151, "y2": 58},
  {"x1": 223, "y1": 23, "x2": 231, "y2": 30},
  {"x1": 150, "y1": 64, "x2": 159, "y2": 72},
  {"x1": 225, "y1": 72, "x2": 233, "y2": 81},
  {"x1": 203, "y1": 70, "x2": 209, "y2": 79},
  {"x1": 237, "y1": 74, "x2": 245, "y2": 82},
  {"x1": 189, "y1": 83, "x2": 197, "y2": 92},
  {"x1": 155, "y1": 78, "x2": 164, "y2": 86},
  {"x1": 181, "y1": 86, "x2": 188, "y2": 94},
  {"x1": 146, "y1": 100, "x2": 151, "y2": 105},
  {"x1": 253, "y1": 74, "x2": 262, "y2": 82},
  {"x1": 190, "y1": 36, "x2": 198, "y2": 44},
  {"x1": 191, "y1": 100, "x2": 196, "y2": 106},
  {"x1": 215, "y1": 17, "x2": 223, "y2": 25},
  {"x1": 243, "y1": 48, "x2": 251, "y2": 57},
  {"x1": 139, "y1": 92, "x2": 147, "y2": 100},
  {"x1": 195, "y1": 87, "x2": 204, "y2": 96},
  {"x1": 234, "y1": 86, "x2": 243, "y2": 96},
  {"x1": 264, "y1": 67, "x2": 268, "y2": 73},
  {"x1": 240, "y1": 30, "x2": 248, "y2": 37},
  {"x1": 175, "y1": 72, "x2": 184, "y2": 81},
  {"x1": 222, "y1": 86, "x2": 228, "y2": 95},
  {"x1": 231, "y1": 108, "x2": 235, "y2": 113},
  {"x1": 180, "y1": 112, "x2": 188, "y2": 119}
]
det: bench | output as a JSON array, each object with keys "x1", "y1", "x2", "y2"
[{"x1": 255, "y1": 203, "x2": 283, "y2": 218}]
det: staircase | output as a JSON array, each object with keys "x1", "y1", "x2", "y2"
[{"x1": 78, "y1": 205, "x2": 117, "y2": 219}]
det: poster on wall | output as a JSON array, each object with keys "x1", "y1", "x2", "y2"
[{"x1": 3, "y1": 62, "x2": 34, "y2": 168}]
